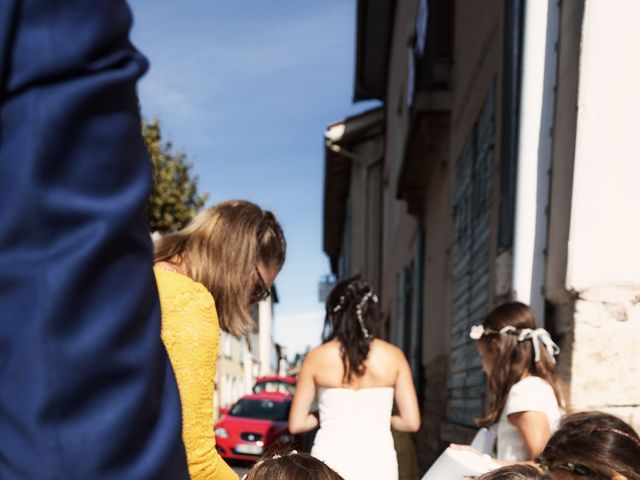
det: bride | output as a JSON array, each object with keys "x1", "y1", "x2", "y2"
[{"x1": 288, "y1": 277, "x2": 420, "y2": 480}]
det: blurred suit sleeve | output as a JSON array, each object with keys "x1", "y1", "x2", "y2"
[{"x1": 0, "y1": 1, "x2": 190, "y2": 478}]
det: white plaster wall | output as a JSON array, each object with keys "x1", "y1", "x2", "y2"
[
  {"x1": 564, "y1": 0, "x2": 640, "y2": 431},
  {"x1": 258, "y1": 299, "x2": 273, "y2": 376},
  {"x1": 567, "y1": 0, "x2": 640, "y2": 291}
]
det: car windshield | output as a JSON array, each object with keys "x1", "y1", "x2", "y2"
[
  {"x1": 229, "y1": 398, "x2": 291, "y2": 421},
  {"x1": 254, "y1": 381, "x2": 296, "y2": 395}
]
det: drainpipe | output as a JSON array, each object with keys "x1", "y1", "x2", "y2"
[
  {"x1": 512, "y1": 0, "x2": 560, "y2": 325},
  {"x1": 326, "y1": 142, "x2": 383, "y2": 285}
]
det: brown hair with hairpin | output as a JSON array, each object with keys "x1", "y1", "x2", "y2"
[{"x1": 539, "y1": 411, "x2": 640, "y2": 479}]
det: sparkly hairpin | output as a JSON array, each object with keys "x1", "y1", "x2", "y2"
[
  {"x1": 246, "y1": 449, "x2": 300, "y2": 476},
  {"x1": 355, "y1": 290, "x2": 376, "y2": 339},
  {"x1": 331, "y1": 296, "x2": 345, "y2": 313},
  {"x1": 272, "y1": 450, "x2": 298, "y2": 460},
  {"x1": 594, "y1": 428, "x2": 640, "y2": 447}
]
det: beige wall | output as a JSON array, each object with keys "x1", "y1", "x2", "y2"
[
  {"x1": 346, "y1": 136, "x2": 384, "y2": 292},
  {"x1": 382, "y1": 0, "x2": 573, "y2": 469},
  {"x1": 380, "y1": 0, "x2": 506, "y2": 468},
  {"x1": 216, "y1": 334, "x2": 251, "y2": 419},
  {"x1": 450, "y1": 0, "x2": 502, "y2": 162},
  {"x1": 380, "y1": 0, "x2": 419, "y2": 327},
  {"x1": 421, "y1": 158, "x2": 453, "y2": 363}
]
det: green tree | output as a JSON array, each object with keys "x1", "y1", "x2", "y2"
[{"x1": 143, "y1": 119, "x2": 208, "y2": 232}]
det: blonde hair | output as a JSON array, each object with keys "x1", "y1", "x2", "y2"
[{"x1": 155, "y1": 200, "x2": 286, "y2": 336}]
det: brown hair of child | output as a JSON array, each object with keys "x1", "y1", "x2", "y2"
[
  {"x1": 539, "y1": 411, "x2": 640, "y2": 480},
  {"x1": 244, "y1": 450, "x2": 344, "y2": 480},
  {"x1": 476, "y1": 464, "x2": 549, "y2": 480}
]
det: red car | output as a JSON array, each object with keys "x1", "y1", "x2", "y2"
[{"x1": 214, "y1": 392, "x2": 294, "y2": 461}]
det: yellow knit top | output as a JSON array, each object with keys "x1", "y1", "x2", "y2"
[{"x1": 154, "y1": 267, "x2": 238, "y2": 480}]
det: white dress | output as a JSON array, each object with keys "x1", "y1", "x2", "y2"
[
  {"x1": 311, "y1": 387, "x2": 398, "y2": 480},
  {"x1": 496, "y1": 376, "x2": 562, "y2": 461}
]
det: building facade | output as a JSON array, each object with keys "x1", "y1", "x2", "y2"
[
  {"x1": 215, "y1": 290, "x2": 281, "y2": 418},
  {"x1": 323, "y1": 0, "x2": 640, "y2": 473}
]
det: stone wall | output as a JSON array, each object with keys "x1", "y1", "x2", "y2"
[{"x1": 569, "y1": 287, "x2": 640, "y2": 431}]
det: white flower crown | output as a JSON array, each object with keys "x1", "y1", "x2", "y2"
[{"x1": 469, "y1": 324, "x2": 560, "y2": 363}]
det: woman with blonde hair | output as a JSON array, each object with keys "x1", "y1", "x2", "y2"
[{"x1": 154, "y1": 200, "x2": 286, "y2": 480}]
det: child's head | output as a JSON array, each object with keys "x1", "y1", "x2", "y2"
[
  {"x1": 469, "y1": 302, "x2": 563, "y2": 426},
  {"x1": 538, "y1": 411, "x2": 640, "y2": 480},
  {"x1": 476, "y1": 465, "x2": 549, "y2": 480},
  {"x1": 244, "y1": 450, "x2": 344, "y2": 480}
]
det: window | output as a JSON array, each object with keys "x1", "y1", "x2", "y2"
[
  {"x1": 229, "y1": 399, "x2": 291, "y2": 421},
  {"x1": 222, "y1": 332, "x2": 232, "y2": 358}
]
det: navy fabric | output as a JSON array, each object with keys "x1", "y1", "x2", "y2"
[{"x1": 0, "y1": 1, "x2": 189, "y2": 478}]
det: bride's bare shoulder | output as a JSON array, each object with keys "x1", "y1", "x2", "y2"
[
  {"x1": 304, "y1": 340, "x2": 340, "y2": 363},
  {"x1": 371, "y1": 338, "x2": 402, "y2": 353}
]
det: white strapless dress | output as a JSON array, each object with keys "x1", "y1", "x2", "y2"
[{"x1": 311, "y1": 387, "x2": 397, "y2": 480}]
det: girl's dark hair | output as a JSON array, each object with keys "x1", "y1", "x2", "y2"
[
  {"x1": 476, "y1": 464, "x2": 549, "y2": 480},
  {"x1": 539, "y1": 411, "x2": 640, "y2": 480},
  {"x1": 245, "y1": 451, "x2": 344, "y2": 480},
  {"x1": 322, "y1": 276, "x2": 381, "y2": 382},
  {"x1": 476, "y1": 302, "x2": 563, "y2": 427}
]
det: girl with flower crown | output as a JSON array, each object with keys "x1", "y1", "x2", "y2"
[
  {"x1": 288, "y1": 276, "x2": 420, "y2": 480},
  {"x1": 453, "y1": 301, "x2": 564, "y2": 464}
]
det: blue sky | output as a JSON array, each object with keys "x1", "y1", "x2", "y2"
[{"x1": 129, "y1": 1, "x2": 378, "y2": 357}]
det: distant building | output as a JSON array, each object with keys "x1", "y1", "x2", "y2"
[
  {"x1": 216, "y1": 333, "x2": 251, "y2": 412},
  {"x1": 215, "y1": 288, "x2": 280, "y2": 418},
  {"x1": 323, "y1": 0, "x2": 640, "y2": 473}
]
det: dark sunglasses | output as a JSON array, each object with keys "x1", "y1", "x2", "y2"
[{"x1": 250, "y1": 266, "x2": 271, "y2": 304}]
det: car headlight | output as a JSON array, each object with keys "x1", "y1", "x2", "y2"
[
  {"x1": 278, "y1": 433, "x2": 294, "y2": 443},
  {"x1": 214, "y1": 427, "x2": 229, "y2": 439}
]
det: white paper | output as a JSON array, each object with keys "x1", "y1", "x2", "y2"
[
  {"x1": 420, "y1": 447, "x2": 501, "y2": 480},
  {"x1": 470, "y1": 427, "x2": 497, "y2": 455}
]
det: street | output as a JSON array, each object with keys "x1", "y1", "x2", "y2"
[{"x1": 230, "y1": 461, "x2": 251, "y2": 477}]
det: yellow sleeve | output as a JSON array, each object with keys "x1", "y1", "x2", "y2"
[{"x1": 157, "y1": 271, "x2": 239, "y2": 480}]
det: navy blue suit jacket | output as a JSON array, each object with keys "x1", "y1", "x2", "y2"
[{"x1": 0, "y1": 1, "x2": 189, "y2": 478}]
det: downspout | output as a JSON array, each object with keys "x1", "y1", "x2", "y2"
[
  {"x1": 326, "y1": 142, "x2": 383, "y2": 283},
  {"x1": 512, "y1": 0, "x2": 560, "y2": 325}
]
